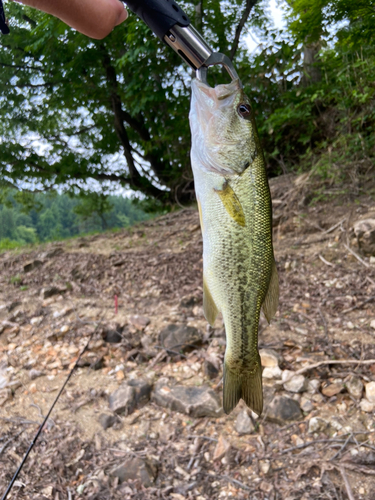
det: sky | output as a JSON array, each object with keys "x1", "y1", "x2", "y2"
[{"x1": 246, "y1": 0, "x2": 286, "y2": 53}]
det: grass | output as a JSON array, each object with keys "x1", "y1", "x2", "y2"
[{"x1": 9, "y1": 274, "x2": 22, "y2": 284}]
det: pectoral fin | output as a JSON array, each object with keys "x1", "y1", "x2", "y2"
[
  {"x1": 197, "y1": 197, "x2": 204, "y2": 233},
  {"x1": 203, "y1": 277, "x2": 218, "y2": 327},
  {"x1": 215, "y1": 182, "x2": 245, "y2": 227},
  {"x1": 262, "y1": 259, "x2": 279, "y2": 323}
]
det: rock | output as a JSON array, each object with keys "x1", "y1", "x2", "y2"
[
  {"x1": 262, "y1": 366, "x2": 282, "y2": 379},
  {"x1": 98, "y1": 413, "x2": 118, "y2": 430},
  {"x1": 30, "y1": 316, "x2": 43, "y2": 326},
  {"x1": 321, "y1": 382, "x2": 344, "y2": 397},
  {"x1": 23, "y1": 260, "x2": 43, "y2": 273},
  {"x1": 345, "y1": 375, "x2": 363, "y2": 399},
  {"x1": 29, "y1": 369, "x2": 44, "y2": 380},
  {"x1": 40, "y1": 486, "x2": 53, "y2": 498},
  {"x1": 353, "y1": 218, "x2": 375, "y2": 255},
  {"x1": 311, "y1": 393, "x2": 324, "y2": 403},
  {"x1": 152, "y1": 379, "x2": 223, "y2": 418},
  {"x1": 282, "y1": 371, "x2": 307, "y2": 393},
  {"x1": 39, "y1": 247, "x2": 64, "y2": 259},
  {"x1": 204, "y1": 359, "x2": 219, "y2": 379},
  {"x1": 360, "y1": 399, "x2": 374, "y2": 413},
  {"x1": 127, "y1": 379, "x2": 152, "y2": 407},
  {"x1": 300, "y1": 396, "x2": 314, "y2": 413},
  {"x1": 77, "y1": 356, "x2": 91, "y2": 368},
  {"x1": 308, "y1": 417, "x2": 328, "y2": 434},
  {"x1": 0, "y1": 363, "x2": 9, "y2": 389},
  {"x1": 141, "y1": 334, "x2": 153, "y2": 350},
  {"x1": 259, "y1": 460, "x2": 271, "y2": 475},
  {"x1": 104, "y1": 329, "x2": 122, "y2": 344},
  {"x1": 291, "y1": 434, "x2": 304, "y2": 447},
  {"x1": 235, "y1": 409, "x2": 254, "y2": 435},
  {"x1": 160, "y1": 324, "x2": 202, "y2": 352},
  {"x1": 110, "y1": 458, "x2": 157, "y2": 487},
  {"x1": 266, "y1": 395, "x2": 302, "y2": 425},
  {"x1": 109, "y1": 384, "x2": 136, "y2": 415},
  {"x1": 29, "y1": 383, "x2": 37, "y2": 394},
  {"x1": 8, "y1": 301, "x2": 21, "y2": 312},
  {"x1": 109, "y1": 380, "x2": 152, "y2": 415},
  {"x1": 330, "y1": 418, "x2": 343, "y2": 432},
  {"x1": 260, "y1": 481, "x2": 273, "y2": 494},
  {"x1": 213, "y1": 434, "x2": 231, "y2": 461},
  {"x1": 113, "y1": 259, "x2": 126, "y2": 267},
  {"x1": 0, "y1": 321, "x2": 19, "y2": 337},
  {"x1": 307, "y1": 379, "x2": 320, "y2": 394},
  {"x1": 365, "y1": 382, "x2": 375, "y2": 403},
  {"x1": 90, "y1": 356, "x2": 104, "y2": 371},
  {"x1": 370, "y1": 319, "x2": 375, "y2": 330},
  {"x1": 59, "y1": 324, "x2": 69, "y2": 335},
  {"x1": 40, "y1": 286, "x2": 66, "y2": 299},
  {"x1": 128, "y1": 315, "x2": 150, "y2": 331},
  {"x1": 52, "y1": 307, "x2": 72, "y2": 319},
  {"x1": 180, "y1": 295, "x2": 199, "y2": 307},
  {"x1": 260, "y1": 349, "x2": 281, "y2": 367},
  {"x1": 0, "y1": 388, "x2": 12, "y2": 406}
]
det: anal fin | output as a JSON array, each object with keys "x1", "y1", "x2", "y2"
[
  {"x1": 262, "y1": 259, "x2": 279, "y2": 323},
  {"x1": 203, "y1": 277, "x2": 218, "y2": 327}
]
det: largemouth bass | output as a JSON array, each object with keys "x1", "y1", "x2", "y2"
[{"x1": 189, "y1": 78, "x2": 279, "y2": 415}]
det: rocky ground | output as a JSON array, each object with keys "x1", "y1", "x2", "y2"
[{"x1": 0, "y1": 173, "x2": 375, "y2": 500}]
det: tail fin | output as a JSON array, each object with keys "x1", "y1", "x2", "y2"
[{"x1": 222, "y1": 358, "x2": 263, "y2": 416}]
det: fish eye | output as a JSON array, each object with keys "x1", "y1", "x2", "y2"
[{"x1": 237, "y1": 103, "x2": 251, "y2": 118}]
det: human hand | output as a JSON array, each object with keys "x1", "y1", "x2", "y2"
[{"x1": 17, "y1": 0, "x2": 128, "y2": 39}]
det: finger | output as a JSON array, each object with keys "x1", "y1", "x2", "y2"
[{"x1": 18, "y1": 0, "x2": 128, "y2": 39}]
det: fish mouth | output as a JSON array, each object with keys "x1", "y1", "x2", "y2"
[
  {"x1": 191, "y1": 78, "x2": 243, "y2": 134},
  {"x1": 189, "y1": 78, "x2": 253, "y2": 176},
  {"x1": 192, "y1": 78, "x2": 242, "y2": 112}
]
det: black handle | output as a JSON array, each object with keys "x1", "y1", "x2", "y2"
[
  {"x1": 0, "y1": 0, "x2": 10, "y2": 35},
  {"x1": 123, "y1": 0, "x2": 190, "y2": 40}
]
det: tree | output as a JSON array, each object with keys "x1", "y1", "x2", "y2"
[
  {"x1": 0, "y1": 1, "x2": 258, "y2": 206},
  {"x1": 73, "y1": 192, "x2": 113, "y2": 231},
  {"x1": 0, "y1": 207, "x2": 16, "y2": 239}
]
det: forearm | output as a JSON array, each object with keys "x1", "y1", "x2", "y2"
[{"x1": 17, "y1": 0, "x2": 128, "y2": 39}]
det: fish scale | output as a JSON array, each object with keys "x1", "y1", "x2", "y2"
[{"x1": 190, "y1": 78, "x2": 279, "y2": 415}]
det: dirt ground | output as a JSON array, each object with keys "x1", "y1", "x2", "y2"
[{"x1": 0, "y1": 173, "x2": 375, "y2": 500}]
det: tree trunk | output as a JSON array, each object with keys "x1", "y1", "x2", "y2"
[{"x1": 303, "y1": 41, "x2": 322, "y2": 86}]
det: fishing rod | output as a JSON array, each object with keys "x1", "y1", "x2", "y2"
[{"x1": 1, "y1": 323, "x2": 99, "y2": 500}]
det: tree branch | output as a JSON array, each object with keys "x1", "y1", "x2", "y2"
[
  {"x1": 0, "y1": 63, "x2": 45, "y2": 72},
  {"x1": 229, "y1": 0, "x2": 258, "y2": 61},
  {"x1": 101, "y1": 47, "x2": 171, "y2": 200},
  {"x1": 120, "y1": 110, "x2": 150, "y2": 142}
]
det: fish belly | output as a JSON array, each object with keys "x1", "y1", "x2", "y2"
[{"x1": 194, "y1": 160, "x2": 274, "y2": 414}]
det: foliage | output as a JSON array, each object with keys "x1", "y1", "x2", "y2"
[
  {"x1": 0, "y1": 0, "x2": 374, "y2": 205},
  {"x1": 245, "y1": 0, "x2": 375, "y2": 182},
  {"x1": 288, "y1": 0, "x2": 375, "y2": 46},
  {"x1": 0, "y1": 0, "x2": 252, "y2": 205},
  {"x1": 0, "y1": 190, "x2": 149, "y2": 250}
]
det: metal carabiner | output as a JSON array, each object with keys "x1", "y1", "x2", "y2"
[{"x1": 196, "y1": 52, "x2": 242, "y2": 87}]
